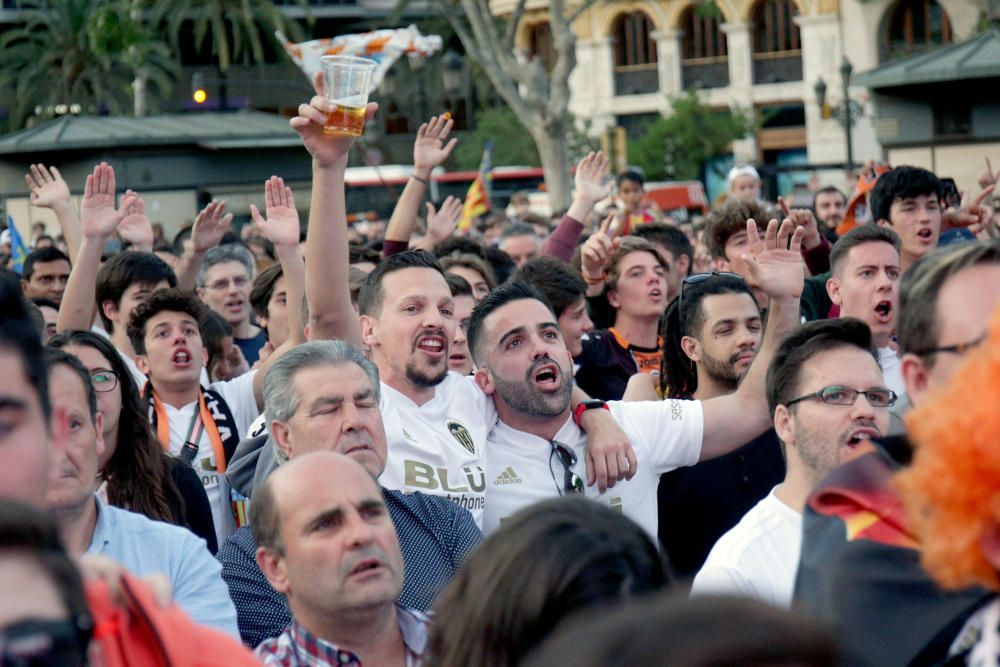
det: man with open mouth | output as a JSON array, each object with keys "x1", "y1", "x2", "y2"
[
  {"x1": 693, "y1": 318, "x2": 892, "y2": 608},
  {"x1": 826, "y1": 224, "x2": 905, "y2": 397},
  {"x1": 871, "y1": 165, "x2": 945, "y2": 273}
]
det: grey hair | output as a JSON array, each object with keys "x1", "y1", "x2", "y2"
[
  {"x1": 195, "y1": 243, "x2": 257, "y2": 287},
  {"x1": 263, "y1": 340, "x2": 381, "y2": 426}
]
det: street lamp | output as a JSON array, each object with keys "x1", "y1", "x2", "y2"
[
  {"x1": 442, "y1": 50, "x2": 465, "y2": 128},
  {"x1": 814, "y1": 56, "x2": 862, "y2": 173},
  {"x1": 408, "y1": 53, "x2": 429, "y2": 121}
]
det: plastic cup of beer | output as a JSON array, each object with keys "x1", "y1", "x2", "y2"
[{"x1": 320, "y1": 55, "x2": 376, "y2": 137}]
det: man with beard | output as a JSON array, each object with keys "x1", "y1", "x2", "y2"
[
  {"x1": 692, "y1": 318, "x2": 892, "y2": 608},
  {"x1": 813, "y1": 186, "x2": 847, "y2": 242},
  {"x1": 473, "y1": 217, "x2": 805, "y2": 535},
  {"x1": 650, "y1": 273, "x2": 786, "y2": 577}
]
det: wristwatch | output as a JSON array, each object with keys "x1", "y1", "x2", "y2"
[{"x1": 573, "y1": 399, "x2": 610, "y2": 426}]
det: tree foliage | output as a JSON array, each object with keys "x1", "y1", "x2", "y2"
[
  {"x1": 0, "y1": 0, "x2": 175, "y2": 129},
  {"x1": 150, "y1": 0, "x2": 309, "y2": 73},
  {"x1": 627, "y1": 92, "x2": 755, "y2": 181}
]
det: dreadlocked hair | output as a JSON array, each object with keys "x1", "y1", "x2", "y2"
[{"x1": 660, "y1": 297, "x2": 697, "y2": 399}]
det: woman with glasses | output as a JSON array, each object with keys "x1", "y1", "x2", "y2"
[{"x1": 49, "y1": 330, "x2": 217, "y2": 553}]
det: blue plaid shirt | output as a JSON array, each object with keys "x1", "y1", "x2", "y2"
[
  {"x1": 255, "y1": 605, "x2": 429, "y2": 666},
  {"x1": 219, "y1": 488, "x2": 481, "y2": 647}
]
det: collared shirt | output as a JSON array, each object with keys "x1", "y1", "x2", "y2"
[
  {"x1": 484, "y1": 399, "x2": 704, "y2": 538},
  {"x1": 219, "y1": 488, "x2": 482, "y2": 647},
  {"x1": 87, "y1": 494, "x2": 240, "y2": 637},
  {"x1": 255, "y1": 606, "x2": 429, "y2": 666}
]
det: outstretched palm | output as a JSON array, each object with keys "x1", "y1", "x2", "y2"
[
  {"x1": 80, "y1": 162, "x2": 134, "y2": 239},
  {"x1": 741, "y1": 218, "x2": 804, "y2": 301},
  {"x1": 191, "y1": 201, "x2": 232, "y2": 252},
  {"x1": 574, "y1": 152, "x2": 612, "y2": 204},
  {"x1": 26, "y1": 164, "x2": 70, "y2": 209},
  {"x1": 413, "y1": 115, "x2": 458, "y2": 171},
  {"x1": 251, "y1": 176, "x2": 300, "y2": 247}
]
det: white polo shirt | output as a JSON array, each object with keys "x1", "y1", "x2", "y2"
[
  {"x1": 483, "y1": 398, "x2": 704, "y2": 537},
  {"x1": 377, "y1": 372, "x2": 496, "y2": 527}
]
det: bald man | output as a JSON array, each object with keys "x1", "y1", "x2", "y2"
[{"x1": 252, "y1": 452, "x2": 430, "y2": 666}]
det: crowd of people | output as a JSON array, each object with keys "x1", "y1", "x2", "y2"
[{"x1": 3, "y1": 77, "x2": 1000, "y2": 666}]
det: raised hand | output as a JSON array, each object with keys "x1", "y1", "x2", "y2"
[
  {"x1": 740, "y1": 218, "x2": 804, "y2": 302},
  {"x1": 778, "y1": 195, "x2": 821, "y2": 249},
  {"x1": 413, "y1": 115, "x2": 458, "y2": 173},
  {"x1": 191, "y1": 200, "x2": 232, "y2": 253},
  {"x1": 250, "y1": 176, "x2": 300, "y2": 248},
  {"x1": 574, "y1": 151, "x2": 613, "y2": 205},
  {"x1": 580, "y1": 212, "x2": 621, "y2": 281},
  {"x1": 25, "y1": 164, "x2": 71, "y2": 209},
  {"x1": 80, "y1": 163, "x2": 136, "y2": 239},
  {"x1": 117, "y1": 190, "x2": 154, "y2": 250},
  {"x1": 290, "y1": 71, "x2": 378, "y2": 168},
  {"x1": 977, "y1": 157, "x2": 999, "y2": 191},
  {"x1": 944, "y1": 185, "x2": 995, "y2": 232},
  {"x1": 425, "y1": 196, "x2": 463, "y2": 245}
]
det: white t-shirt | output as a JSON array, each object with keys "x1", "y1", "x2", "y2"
[
  {"x1": 377, "y1": 372, "x2": 496, "y2": 527},
  {"x1": 160, "y1": 370, "x2": 259, "y2": 546},
  {"x1": 879, "y1": 346, "x2": 906, "y2": 398},
  {"x1": 483, "y1": 399, "x2": 704, "y2": 538},
  {"x1": 691, "y1": 488, "x2": 802, "y2": 608}
]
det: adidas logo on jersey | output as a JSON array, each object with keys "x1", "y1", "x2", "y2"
[{"x1": 493, "y1": 467, "x2": 522, "y2": 485}]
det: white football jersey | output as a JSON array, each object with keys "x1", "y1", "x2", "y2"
[
  {"x1": 484, "y1": 399, "x2": 704, "y2": 537},
  {"x1": 378, "y1": 372, "x2": 496, "y2": 526}
]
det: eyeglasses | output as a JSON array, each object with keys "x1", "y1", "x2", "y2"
[
  {"x1": 785, "y1": 385, "x2": 898, "y2": 409},
  {"x1": 914, "y1": 334, "x2": 986, "y2": 357},
  {"x1": 0, "y1": 617, "x2": 91, "y2": 667},
  {"x1": 549, "y1": 441, "x2": 584, "y2": 495},
  {"x1": 205, "y1": 276, "x2": 250, "y2": 292},
  {"x1": 89, "y1": 369, "x2": 119, "y2": 393}
]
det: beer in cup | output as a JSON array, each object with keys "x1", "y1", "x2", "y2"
[{"x1": 320, "y1": 55, "x2": 377, "y2": 137}]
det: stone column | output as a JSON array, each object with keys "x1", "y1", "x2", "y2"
[
  {"x1": 653, "y1": 29, "x2": 683, "y2": 100},
  {"x1": 721, "y1": 21, "x2": 757, "y2": 162}
]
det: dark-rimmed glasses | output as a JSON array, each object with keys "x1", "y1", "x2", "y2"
[
  {"x1": 785, "y1": 385, "x2": 897, "y2": 409},
  {"x1": 89, "y1": 369, "x2": 119, "y2": 393},
  {"x1": 549, "y1": 441, "x2": 584, "y2": 495},
  {"x1": 913, "y1": 334, "x2": 986, "y2": 358}
]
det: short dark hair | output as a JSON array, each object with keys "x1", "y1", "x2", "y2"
[
  {"x1": 434, "y1": 236, "x2": 486, "y2": 260},
  {"x1": 250, "y1": 263, "x2": 284, "y2": 321},
  {"x1": 445, "y1": 272, "x2": 475, "y2": 299},
  {"x1": 23, "y1": 246, "x2": 70, "y2": 281},
  {"x1": 514, "y1": 257, "x2": 586, "y2": 318},
  {"x1": 358, "y1": 250, "x2": 445, "y2": 317},
  {"x1": 0, "y1": 499, "x2": 93, "y2": 660},
  {"x1": 813, "y1": 185, "x2": 846, "y2": 208},
  {"x1": 250, "y1": 466, "x2": 284, "y2": 555},
  {"x1": 42, "y1": 347, "x2": 97, "y2": 422},
  {"x1": 869, "y1": 166, "x2": 943, "y2": 225},
  {"x1": 95, "y1": 252, "x2": 177, "y2": 332},
  {"x1": 765, "y1": 318, "x2": 878, "y2": 416},
  {"x1": 633, "y1": 224, "x2": 694, "y2": 273},
  {"x1": 705, "y1": 199, "x2": 771, "y2": 260},
  {"x1": 127, "y1": 288, "x2": 205, "y2": 355},
  {"x1": 617, "y1": 169, "x2": 645, "y2": 188},
  {"x1": 0, "y1": 275, "x2": 50, "y2": 420},
  {"x1": 468, "y1": 281, "x2": 554, "y2": 364},
  {"x1": 500, "y1": 222, "x2": 538, "y2": 242},
  {"x1": 897, "y1": 240, "x2": 1000, "y2": 359},
  {"x1": 349, "y1": 244, "x2": 382, "y2": 266},
  {"x1": 662, "y1": 274, "x2": 758, "y2": 399},
  {"x1": 829, "y1": 224, "x2": 902, "y2": 277}
]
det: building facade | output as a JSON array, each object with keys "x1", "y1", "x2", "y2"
[{"x1": 497, "y1": 0, "x2": 981, "y2": 194}]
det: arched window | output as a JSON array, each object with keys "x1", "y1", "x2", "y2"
[
  {"x1": 613, "y1": 12, "x2": 659, "y2": 95},
  {"x1": 751, "y1": 0, "x2": 802, "y2": 83},
  {"x1": 681, "y1": 6, "x2": 729, "y2": 89},
  {"x1": 883, "y1": 0, "x2": 952, "y2": 61},
  {"x1": 527, "y1": 22, "x2": 556, "y2": 73}
]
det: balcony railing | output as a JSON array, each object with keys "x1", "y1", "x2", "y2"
[
  {"x1": 752, "y1": 50, "x2": 802, "y2": 84},
  {"x1": 681, "y1": 56, "x2": 730, "y2": 90},
  {"x1": 613, "y1": 63, "x2": 659, "y2": 96}
]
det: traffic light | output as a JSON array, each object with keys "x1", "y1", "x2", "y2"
[{"x1": 192, "y1": 73, "x2": 207, "y2": 105}]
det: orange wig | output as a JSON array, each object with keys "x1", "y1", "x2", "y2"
[{"x1": 897, "y1": 305, "x2": 1000, "y2": 592}]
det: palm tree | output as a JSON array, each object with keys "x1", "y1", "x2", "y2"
[
  {"x1": 151, "y1": 0, "x2": 310, "y2": 73},
  {"x1": 0, "y1": 0, "x2": 175, "y2": 129}
]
